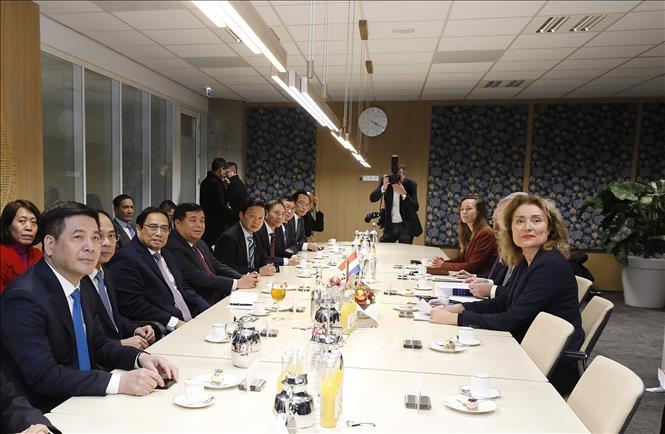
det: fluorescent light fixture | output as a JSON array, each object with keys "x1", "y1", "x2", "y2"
[
  {"x1": 330, "y1": 131, "x2": 358, "y2": 153},
  {"x1": 193, "y1": 1, "x2": 286, "y2": 72},
  {"x1": 300, "y1": 77, "x2": 340, "y2": 132}
]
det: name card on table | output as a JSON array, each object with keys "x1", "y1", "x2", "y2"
[{"x1": 228, "y1": 291, "x2": 258, "y2": 310}]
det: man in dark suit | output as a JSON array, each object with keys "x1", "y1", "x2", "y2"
[
  {"x1": 303, "y1": 191, "x2": 324, "y2": 243},
  {"x1": 1, "y1": 373, "x2": 60, "y2": 434},
  {"x1": 255, "y1": 200, "x2": 300, "y2": 268},
  {"x1": 81, "y1": 210, "x2": 156, "y2": 350},
  {"x1": 281, "y1": 196, "x2": 299, "y2": 256},
  {"x1": 112, "y1": 194, "x2": 136, "y2": 249},
  {"x1": 369, "y1": 164, "x2": 422, "y2": 244},
  {"x1": 214, "y1": 199, "x2": 276, "y2": 276},
  {"x1": 0, "y1": 202, "x2": 177, "y2": 412},
  {"x1": 165, "y1": 203, "x2": 259, "y2": 305},
  {"x1": 109, "y1": 207, "x2": 209, "y2": 333},
  {"x1": 200, "y1": 157, "x2": 234, "y2": 248},
  {"x1": 224, "y1": 161, "x2": 248, "y2": 227}
]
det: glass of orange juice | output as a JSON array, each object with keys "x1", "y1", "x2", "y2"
[{"x1": 271, "y1": 282, "x2": 287, "y2": 320}]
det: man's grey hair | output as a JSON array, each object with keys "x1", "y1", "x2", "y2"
[{"x1": 496, "y1": 191, "x2": 528, "y2": 209}]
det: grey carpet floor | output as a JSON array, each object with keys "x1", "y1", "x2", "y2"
[{"x1": 586, "y1": 291, "x2": 664, "y2": 434}]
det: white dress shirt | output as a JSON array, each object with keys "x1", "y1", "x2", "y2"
[{"x1": 266, "y1": 223, "x2": 288, "y2": 265}]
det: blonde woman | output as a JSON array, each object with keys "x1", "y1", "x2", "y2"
[{"x1": 431, "y1": 194, "x2": 583, "y2": 394}]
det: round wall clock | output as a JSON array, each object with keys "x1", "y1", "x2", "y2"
[{"x1": 358, "y1": 106, "x2": 388, "y2": 137}]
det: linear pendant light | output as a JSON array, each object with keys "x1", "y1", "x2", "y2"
[
  {"x1": 300, "y1": 77, "x2": 340, "y2": 131},
  {"x1": 192, "y1": 1, "x2": 286, "y2": 72}
]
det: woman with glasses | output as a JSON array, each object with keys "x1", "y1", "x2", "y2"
[
  {"x1": 0, "y1": 200, "x2": 42, "y2": 293},
  {"x1": 427, "y1": 194, "x2": 497, "y2": 277},
  {"x1": 431, "y1": 194, "x2": 583, "y2": 394}
]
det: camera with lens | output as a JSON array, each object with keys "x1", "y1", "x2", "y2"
[
  {"x1": 388, "y1": 154, "x2": 400, "y2": 184},
  {"x1": 364, "y1": 211, "x2": 381, "y2": 223}
]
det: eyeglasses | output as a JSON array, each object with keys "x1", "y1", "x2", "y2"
[{"x1": 142, "y1": 224, "x2": 171, "y2": 234}]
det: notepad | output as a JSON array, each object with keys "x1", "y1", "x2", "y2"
[{"x1": 228, "y1": 291, "x2": 258, "y2": 309}]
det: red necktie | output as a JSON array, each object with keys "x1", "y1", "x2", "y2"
[{"x1": 192, "y1": 244, "x2": 214, "y2": 275}]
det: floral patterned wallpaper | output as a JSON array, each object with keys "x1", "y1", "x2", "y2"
[
  {"x1": 637, "y1": 103, "x2": 665, "y2": 183},
  {"x1": 530, "y1": 104, "x2": 637, "y2": 249},
  {"x1": 246, "y1": 107, "x2": 317, "y2": 202},
  {"x1": 427, "y1": 105, "x2": 527, "y2": 246}
]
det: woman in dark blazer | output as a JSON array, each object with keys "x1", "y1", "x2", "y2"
[
  {"x1": 0, "y1": 200, "x2": 42, "y2": 293},
  {"x1": 428, "y1": 194, "x2": 497, "y2": 277},
  {"x1": 431, "y1": 194, "x2": 583, "y2": 395}
]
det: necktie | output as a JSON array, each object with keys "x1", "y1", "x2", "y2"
[
  {"x1": 95, "y1": 270, "x2": 118, "y2": 332},
  {"x1": 192, "y1": 244, "x2": 214, "y2": 275},
  {"x1": 269, "y1": 233, "x2": 276, "y2": 259},
  {"x1": 247, "y1": 236, "x2": 255, "y2": 268},
  {"x1": 126, "y1": 223, "x2": 135, "y2": 239},
  {"x1": 153, "y1": 252, "x2": 192, "y2": 321},
  {"x1": 70, "y1": 289, "x2": 91, "y2": 371}
]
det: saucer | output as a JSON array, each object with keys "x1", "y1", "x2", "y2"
[
  {"x1": 393, "y1": 304, "x2": 417, "y2": 312},
  {"x1": 414, "y1": 285, "x2": 432, "y2": 291},
  {"x1": 444, "y1": 394, "x2": 496, "y2": 413},
  {"x1": 297, "y1": 273, "x2": 312, "y2": 278},
  {"x1": 205, "y1": 374, "x2": 241, "y2": 389},
  {"x1": 429, "y1": 342, "x2": 466, "y2": 353},
  {"x1": 174, "y1": 393, "x2": 215, "y2": 409},
  {"x1": 456, "y1": 337, "x2": 481, "y2": 346},
  {"x1": 398, "y1": 290, "x2": 415, "y2": 297},
  {"x1": 459, "y1": 385, "x2": 501, "y2": 399},
  {"x1": 204, "y1": 335, "x2": 229, "y2": 344},
  {"x1": 250, "y1": 309, "x2": 271, "y2": 317}
]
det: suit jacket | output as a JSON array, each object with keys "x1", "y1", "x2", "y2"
[
  {"x1": 488, "y1": 259, "x2": 510, "y2": 299},
  {"x1": 303, "y1": 211, "x2": 324, "y2": 237},
  {"x1": 427, "y1": 226, "x2": 498, "y2": 277},
  {"x1": 369, "y1": 178, "x2": 423, "y2": 237},
  {"x1": 109, "y1": 237, "x2": 209, "y2": 327},
  {"x1": 79, "y1": 267, "x2": 136, "y2": 340},
  {"x1": 226, "y1": 175, "x2": 248, "y2": 226},
  {"x1": 256, "y1": 223, "x2": 288, "y2": 267},
  {"x1": 284, "y1": 216, "x2": 307, "y2": 253},
  {"x1": 112, "y1": 218, "x2": 133, "y2": 250},
  {"x1": 0, "y1": 243, "x2": 42, "y2": 293},
  {"x1": 0, "y1": 260, "x2": 140, "y2": 412},
  {"x1": 1, "y1": 373, "x2": 60, "y2": 434},
  {"x1": 200, "y1": 172, "x2": 234, "y2": 247},
  {"x1": 165, "y1": 231, "x2": 241, "y2": 304},
  {"x1": 213, "y1": 223, "x2": 269, "y2": 275}
]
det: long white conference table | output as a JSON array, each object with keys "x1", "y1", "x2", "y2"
[{"x1": 48, "y1": 242, "x2": 588, "y2": 433}]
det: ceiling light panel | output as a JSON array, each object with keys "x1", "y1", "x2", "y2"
[
  {"x1": 443, "y1": 17, "x2": 532, "y2": 37},
  {"x1": 438, "y1": 35, "x2": 514, "y2": 51},
  {"x1": 538, "y1": 1, "x2": 640, "y2": 16},
  {"x1": 111, "y1": 10, "x2": 205, "y2": 29},
  {"x1": 48, "y1": 12, "x2": 132, "y2": 32},
  {"x1": 362, "y1": 0, "x2": 451, "y2": 22},
  {"x1": 449, "y1": 1, "x2": 544, "y2": 20}
]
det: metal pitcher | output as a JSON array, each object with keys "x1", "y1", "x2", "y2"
[
  {"x1": 311, "y1": 297, "x2": 340, "y2": 342},
  {"x1": 225, "y1": 315, "x2": 261, "y2": 368},
  {"x1": 274, "y1": 372, "x2": 316, "y2": 430}
]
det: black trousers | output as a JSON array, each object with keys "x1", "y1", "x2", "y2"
[{"x1": 380, "y1": 222, "x2": 414, "y2": 244}]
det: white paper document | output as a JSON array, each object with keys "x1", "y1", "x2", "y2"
[
  {"x1": 416, "y1": 298, "x2": 432, "y2": 314},
  {"x1": 449, "y1": 295, "x2": 482, "y2": 303},
  {"x1": 227, "y1": 291, "x2": 258, "y2": 309}
]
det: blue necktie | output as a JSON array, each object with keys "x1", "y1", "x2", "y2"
[
  {"x1": 71, "y1": 289, "x2": 91, "y2": 371},
  {"x1": 126, "y1": 223, "x2": 135, "y2": 239},
  {"x1": 247, "y1": 236, "x2": 255, "y2": 268},
  {"x1": 96, "y1": 270, "x2": 118, "y2": 332}
]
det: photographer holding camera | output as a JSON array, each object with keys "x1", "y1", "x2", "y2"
[{"x1": 369, "y1": 155, "x2": 422, "y2": 244}]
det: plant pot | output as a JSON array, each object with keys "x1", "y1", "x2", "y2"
[{"x1": 622, "y1": 255, "x2": 665, "y2": 308}]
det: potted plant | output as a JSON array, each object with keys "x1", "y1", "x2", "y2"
[{"x1": 582, "y1": 180, "x2": 665, "y2": 308}]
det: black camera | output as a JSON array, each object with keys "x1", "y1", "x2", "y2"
[
  {"x1": 388, "y1": 154, "x2": 400, "y2": 184},
  {"x1": 364, "y1": 211, "x2": 381, "y2": 223}
]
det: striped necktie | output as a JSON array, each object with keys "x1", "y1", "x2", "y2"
[
  {"x1": 70, "y1": 289, "x2": 91, "y2": 371},
  {"x1": 269, "y1": 233, "x2": 276, "y2": 259},
  {"x1": 153, "y1": 252, "x2": 192, "y2": 321},
  {"x1": 247, "y1": 236, "x2": 255, "y2": 268}
]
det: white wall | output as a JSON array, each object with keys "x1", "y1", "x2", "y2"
[{"x1": 39, "y1": 15, "x2": 208, "y2": 113}]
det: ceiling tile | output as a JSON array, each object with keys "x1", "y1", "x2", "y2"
[
  {"x1": 555, "y1": 58, "x2": 628, "y2": 70},
  {"x1": 529, "y1": 78, "x2": 591, "y2": 87},
  {"x1": 633, "y1": 1, "x2": 665, "y2": 11},
  {"x1": 244, "y1": 56, "x2": 273, "y2": 68},
  {"x1": 287, "y1": 23, "x2": 359, "y2": 41},
  {"x1": 362, "y1": 1, "x2": 451, "y2": 22},
  {"x1": 424, "y1": 80, "x2": 479, "y2": 89},
  {"x1": 564, "y1": 88, "x2": 620, "y2": 98},
  {"x1": 538, "y1": 1, "x2": 640, "y2": 15},
  {"x1": 607, "y1": 10, "x2": 665, "y2": 31},
  {"x1": 444, "y1": 17, "x2": 531, "y2": 37},
  {"x1": 500, "y1": 47, "x2": 576, "y2": 61},
  {"x1": 254, "y1": 6, "x2": 282, "y2": 26},
  {"x1": 371, "y1": 52, "x2": 434, "y2": 64},
  {"x1": 438, "y1": 35, "x2": 514, "y2": 51},
  {"x1": 166, "y1": 44, "x2": 236, "y2": 58},
  {"x1": 620, "y1": 56, "x2": 665, "y2": 68},
  {"x1": 541, "y1": 69, "x2": 608, "y2": 79},
  {"x1": 142, "y1": 28, "x2": 222, "y2": 45},
  {"x1": 514, "y1": 87, "x2": 573, "y2": 98},
  {"x1": 372, "y1": 64, "x2": 431, "y2": 74},
  {"x1": 491, "y1": 60, "x2": 559, "y2": 71},
  {"x1": 371, "y1": 73, "x2": 427, "y2": 82},
  {"x1": 484, "y1": 70, "x2": 546, "y2": 80},
  {"x1": 49, "y1": 12, "x2": 132, "y2": 32},
  {"x1": 587, "y1": 29, "x2": 665, "y2": 47},
  {"x1": 421, "y1": 92, "x2": 470, "y2": 101},
  {"x1": 368, "y1": 38, "x2": 438, "y2": 53},
  {"x1": 93, "y1": 1, "x2": 187, "y2": 12},
  {"x1": 84, "y1": 30, "x2": 155, "y2": 46},
  {"x1": 111, "y1": 10, "x2": 205, "y2": 30},
  {"x1": 137, "y1": 57, "x2": 192, "y2": 69},
  {"x1": 602, "y1": 67, "x2": 664, "y2": 78},
  {"x1": 641, "y1": 44, "x2": 665, "y2": 57},
  {"x1": 37, "y1": 1, "x2": 103, "y2": 14},
  {"x1": 200, "y1": 67, "x2": 260, "y2": 77},
  {"x1": 370, "y1": 21, "x2": 446, "y2": 40},
  {"x1": 430, "y1": 62, "x2": 494, "y2": 72},
  {"x1": 467, "y1": 87, "x2": 522, "y2": 99},
  {"x1": 587, "y1": 76, "x2": 655, "y2": 87},
  {"x1": 428, "y1": 70, "x2": 488, "y2": 80},
  {"x1": 569, "y1": 45, "x2": 654, "y2": 59},
  {"x1": 113, "y1": 44, "x2": 173, "y2": 58},
  {"x1": 162, "y1": 68, "x2": 211, "y2": 79},
  {"x1": 186, "y1": 57, "x2": 250, "y2": 68},
  {"x1": 294, "y1": 40, "x2": 358, "y2": 55},
  {"x1": 511, "y1": 33, "x2": 595, "y2": 49},
  {"x1": 449, "y1": 1, "x2": 544, "y2": 20},
  {"x1": 272, "y1": 1, "x2": 355, "y2": 26}
]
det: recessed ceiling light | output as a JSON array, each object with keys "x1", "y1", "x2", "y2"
[{"x1": 391, "y1": 27, "x2": 415, "y2": 34}]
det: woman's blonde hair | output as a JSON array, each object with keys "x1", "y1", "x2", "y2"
[
  {"x1": 498, "y1": 194, "x2": 570, "y2": 266},
  {"x1": 456, "y1": 194, "x2": 490, "y2": 252}
]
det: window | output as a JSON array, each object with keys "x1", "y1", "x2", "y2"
[
  {"x1": 150, "y1": 94, "x2": 172, "y2": 206},
  {"x1": 122, "y1": 84, "x2": 146, "y2": 209},
  {"x1": 179, "y1": 113, "x2": 197, "y2": 203}
]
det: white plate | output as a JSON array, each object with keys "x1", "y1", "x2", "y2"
[
  {"x1": 204, "y1": 335, "x2": 229, "y2": 344},
  {"x1": 174, "y1": 393, "x2": 215, "y2": 409},
  {"x1": 393, "y1": 304, "x2": 417, "y2": 312},
  {"x1": 429, "y1": 342, "x2": 466, "y2": 353},
  {"x1": 398, "y1": 290, "x2": 416, "y2": 297},
  {"x1": 456, "y1": 338, "x2": 481, "y2": 346},
  {"x1": 459, "y1": 385, "x2": 501, "y2": 399},
  {"x1": 205, "y1": 374, "x2": 241, "y2": 389},
  {"x1": 444, "y1": 394, "x2": 496, "y2": 413},
  {"x1": 414, "y1": 285, "x2": 432, "y2": 291},
  {"x1": 250, "y1": 309, "x2": 271, "y2": 317},
  {"x1": 297, "y1": 274, "x2": 312, "y2": 278}
]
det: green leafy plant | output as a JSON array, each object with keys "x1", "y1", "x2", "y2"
[{"x1": 581, "y1": 180, "x2": 665, "y2": 264}]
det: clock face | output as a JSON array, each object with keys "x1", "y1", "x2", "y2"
[{"x1": 358, "y1": 106, "x2": 388, "y2": 137}]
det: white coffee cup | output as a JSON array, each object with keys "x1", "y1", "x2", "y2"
[
  {"x1": 252, "y1": 302, "x2": 266, "y2": 315},
  {"x1": 458, "y1": 326, "x2": 475, "y2": 344},
  {"x1": 315, "y1": 250, "x2": 324, "y2": 259},
  {"x1": 470, "y1": 372, "x2": 490, "y2": 397},
  {"x1": 184, "y1": 378, "x2": 206, "y2": 404},
  {"x1": 210, "y1": 323, "x2": 225, "y2": 340}
]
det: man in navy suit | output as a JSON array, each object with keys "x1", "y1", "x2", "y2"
[
  {"x1": 112, "y1": 194, "x2": 136, "y2": 249},
  {"x1": 80, "y1": 210, "x2": 156, "y2": 350},
  {"x1": 256, "y1": 200, "x2": 300, "y2": 268},
  {"x1": 0, "y1": 202, "x2": 177, "y2": 412},
  {"x1": 214, "y1": 199, "x2": 276, "y2": 276},
  {"x1": 165, "y1": 203, "x2": 258, "y2": 305},
  {"x1": 109, "y1": 207, "x2": 209, "y2": 333}
]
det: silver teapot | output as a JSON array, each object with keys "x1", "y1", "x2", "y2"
[
  {"x1": 311, "y1": 297, "x2": 340, "y2": 342},
  {"x1": 225, "y1": 315, "x2": 261, "y2": 368},
  {"x1": 274, "y1": 372, "x2": 316, "y2": 430}
]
